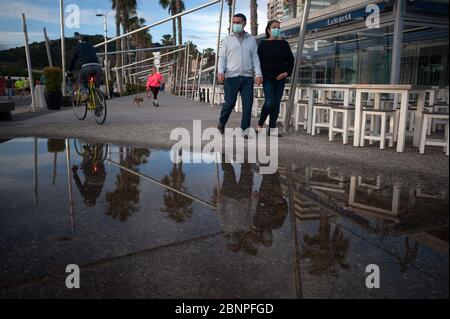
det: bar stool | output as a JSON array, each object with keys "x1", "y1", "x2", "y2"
[
  {"x1": 234, "y1": 93, "x2": 242, "y2": 112},
  {"x1": 431, "y1": 103, "x2": 449, "y2": 133},
  {"x1": 419, "y1": 110, "x2": 449, "y2": 156},
  {"x1": 293, "y1": 99, "x2": 308, "y2": 130},
  {"x1": 329, "y1": 105, "x2": 355, "y2": 145},
  {"x1": 360, "y1": 108, "x2": 396, "y2": 149},
  {"x1": 311, "y1": 103, "x2": 332, "y2": 136},
  {"x1": 252, "y1": 97, "x2": 266, "y2": 117}
]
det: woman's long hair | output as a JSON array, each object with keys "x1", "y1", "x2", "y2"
[{"x1": 265, "y1": 20, "x2": 280, "y2": 39}]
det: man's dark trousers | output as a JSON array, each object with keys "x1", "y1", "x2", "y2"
[{"x1": 219, "y1": 76, "x2": 254, "y2": 132}]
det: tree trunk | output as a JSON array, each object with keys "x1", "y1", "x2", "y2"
[
  {"x1": 177, "y1": 16, "x2": 183, "y2": 46},
  {"x1": 250, "y1": 0, "x2": 258, "y2": 36},
  {"x1": 171, "y1": 2, "x2": 177, "y2": 61},
  {"x1": 176, "y1": 1, "x2": 183, "y2": 46}
]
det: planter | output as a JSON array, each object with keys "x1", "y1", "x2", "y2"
[{"x1": 45, "y1": 90, "x2": 62, "y2": 110}]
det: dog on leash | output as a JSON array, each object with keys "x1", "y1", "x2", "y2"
[{"x1": 133, "y1": 96, "x2": 145, "y2": 107}]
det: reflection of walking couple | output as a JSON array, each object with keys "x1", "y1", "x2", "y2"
[
  {"x1": 217, "y1": 14, "x2": 294, "y2": 138},
  {"x1": 217, "y1": 161, "x2": 287, "y2": 255}
]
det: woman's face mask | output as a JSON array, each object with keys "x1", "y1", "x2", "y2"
[
  {"x1": 233, "y1": 23, "x2": 243, "y2": 34},
  {"x1": 271, "y1": 28, "x2": 281, "y2": 38}
]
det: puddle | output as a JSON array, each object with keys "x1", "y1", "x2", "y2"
[{"x1": 0, "y1": 137, "x2": 448, "y2": 298}]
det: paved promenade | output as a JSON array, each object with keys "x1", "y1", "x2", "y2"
[{"x1": 0, "y1": 92, "x2": 448, "y2": 182}]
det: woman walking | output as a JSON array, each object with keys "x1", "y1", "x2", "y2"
[
  {"x1": 257, "y1": 20, "x2": 294, "y2": 137},
  {"x1": 146, "y1": 66, "x2": 165, "y2": 107}
]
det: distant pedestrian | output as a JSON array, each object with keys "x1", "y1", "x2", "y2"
[
  {"x1": 5, "y1": 76, "x2": 13, "y2": 101},
  {"x1": 113, "y1": 81, "x2": 120, "y2": 97},
  {"x1": 15, "y1": 78, "x2": 24, "y2": 98},
  {"x1": 24, "y1": 78, "x2": 30, "y2": 96},
  {"x1": 146, "y1": 66, "x2": 164, "y2": 107},
  {"x1": 256, "y1": 20, "x2": 294, "y2": 137},
  {"x1": 217, "y1": 13, "x2": 263, "y2": 138}
]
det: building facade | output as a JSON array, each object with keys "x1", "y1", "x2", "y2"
[{"x1": 274, "y1": 0, "x2": 449, "y2": 86}]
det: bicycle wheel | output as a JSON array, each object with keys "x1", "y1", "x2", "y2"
[
  {"x1": 73, "y1": 139, "x2": 86, "y2": 157},
  {"x1": 72, "y1": 88, "x2": 87, "y2": 120},
  {"x1": 91, "y1": 88, "x2": 107, "y2": 124},
  {"x1": 100, "y1": 144, "x2": 109, "y2": 161}
]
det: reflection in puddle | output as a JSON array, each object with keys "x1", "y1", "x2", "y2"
[{"x1": 0, "y1": 137, "x2": 448, "y2": 298}]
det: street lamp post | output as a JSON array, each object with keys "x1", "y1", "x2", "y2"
[
  {"x1": 96, "y1": 13, "x2": 110, "y2": 99},
  {"x1": 59, "y1": 0, "x2": 66, "y2": 95}
]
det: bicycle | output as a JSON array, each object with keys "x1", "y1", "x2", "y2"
[
  {"x1": 74, "y1": 140, "x2": 109, "y2": 165},
  {"x1": 69, "y1": 73, "x2": 107, "y2": 124}
]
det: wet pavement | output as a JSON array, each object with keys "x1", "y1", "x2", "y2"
[{"x1": 0, "y1": 137, "x2": 448, "y2": 298}]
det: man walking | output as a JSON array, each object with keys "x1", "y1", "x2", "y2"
[
  {"x1": 5, "y1": 76, "x2": 13, "y2": 101},
  {"x1": 217, "y1": 13, "x2": 263, "y2": 137}
]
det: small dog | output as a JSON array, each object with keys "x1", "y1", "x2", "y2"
[{"x1": 133, "y1": 96, "x2": 145, "y2": 107}]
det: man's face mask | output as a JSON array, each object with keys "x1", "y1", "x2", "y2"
[{"x1": 233, "y1": 23, "x2": 243, "y2": 34}]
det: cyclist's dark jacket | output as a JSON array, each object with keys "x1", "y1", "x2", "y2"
[{"x1": 68, "y1": 42, "x2": 100, "y2": 71}]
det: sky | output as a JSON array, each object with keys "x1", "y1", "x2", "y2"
[{"x1": 0, "y1": 0, "x2": 268, "y2": 51}]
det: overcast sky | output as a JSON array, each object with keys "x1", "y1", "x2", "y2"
[{"x1": 0, "y1": 0, "x2": 268, "y2": 51}]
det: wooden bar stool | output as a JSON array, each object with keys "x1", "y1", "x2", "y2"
[
  {"x1": 329, "y1": 105, "x2": 355, "y2": 145},
  {"x1": 360, "y1": 108, "x2": 396, "y2": 149},
  {"x1": 311, "y1": 103, "x2": 332, "y2": 136},
  {"x1": 419, "y1": 111, "x2": 449, "y2": 156}
]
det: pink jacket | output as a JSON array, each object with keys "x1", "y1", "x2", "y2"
[{"x1": 146, "y1": 72, "x2": 163, "y2": 88}]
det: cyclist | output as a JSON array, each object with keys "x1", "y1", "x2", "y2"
[
  {"x1": 67, "y1": 32, "x2": 103, "y2": 105},
  {"x1": 72, "y1": 144, "x2": 107, "y2": 207}
]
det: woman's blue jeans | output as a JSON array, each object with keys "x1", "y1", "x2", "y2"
[{"x1": 258, "y1": 78, "x2": 286, "y2": 129}]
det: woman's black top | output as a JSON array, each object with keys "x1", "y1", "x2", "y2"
[{"x1": 257, "y1": 39, "x2": 295, "y2": 80}]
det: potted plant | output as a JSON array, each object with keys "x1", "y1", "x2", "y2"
[{"x1": 43, "y1": 67, "x2": 63, "y2": 110}]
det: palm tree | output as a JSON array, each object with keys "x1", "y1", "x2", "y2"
[
  {"x1": 128, "y1": 16, "x2": 152, "y2": 75},
  {"x1": 105, "y1": 147, "x2": 150, "y2": 222},
  {"x1": 111, "y1": 0, "x2": 124, "y2": 91},
  {"x1": 203, "y1": 48, "x2": 215, "y2": 68},
  {"x1": 175, "y1": 0, "x2": 185, "y2": 46},
  {"x1": 159, "y1": 0, "x2": 178, "y2": 47},
  {"x1": 121, "y1": 0, "x2": 137, "y2": 79},
  {"x1": 227, "y1": 0, "x2": 234, "y2": 33},
  {"x1": 250, "y1": 0, "x2": 258, "y2": 36},
  {"x1": 161, "y1": 34, "x2": 173, "y2": 63},
  {"x1": 161, "y1": 162, "x2": 193, "y2": 223}
]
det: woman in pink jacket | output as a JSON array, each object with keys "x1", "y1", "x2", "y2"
[{"x1": 146, "y1": 66, "x2": 164, "y2": 107}]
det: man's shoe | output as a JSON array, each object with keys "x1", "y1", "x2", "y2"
[
  {"x1": 80, "y1": 93, "x2": 89, "y2": 103},
  {"x1": 94, "y1": 106, "x2": 103, "y2": 117},
  {"x1": 218, "y1": 123, "x2": 225, "y2": 134}
]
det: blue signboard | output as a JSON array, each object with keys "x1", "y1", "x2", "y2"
[{"x1": 307, "y1": 2, "x2": 386, "y2": 31}]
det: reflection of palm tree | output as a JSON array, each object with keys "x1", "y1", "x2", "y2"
[
  {"x1": 302, "y1": 215, "x2": 350, "y2": 277},
  {"x1": 105, "y1": 147, "x2": 150, "y2": 222},
  {"x1": 161, "y1": 162, "x2": 193, "y2": 223}
]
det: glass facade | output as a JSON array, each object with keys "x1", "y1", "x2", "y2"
[
  {"x1": 298, "y1": 26, "x2": 393, "y2": 84},
  {"x1": 281, "y1": 0, "x2": 449, "y2": 86}
]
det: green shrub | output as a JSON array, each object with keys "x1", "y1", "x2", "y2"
[
  {"x1": 43, "y1": 67, "x2": 63, "y2": 92},
  {"x1": 47, "y1": 139, "x2": 66, "y2": 153}
]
